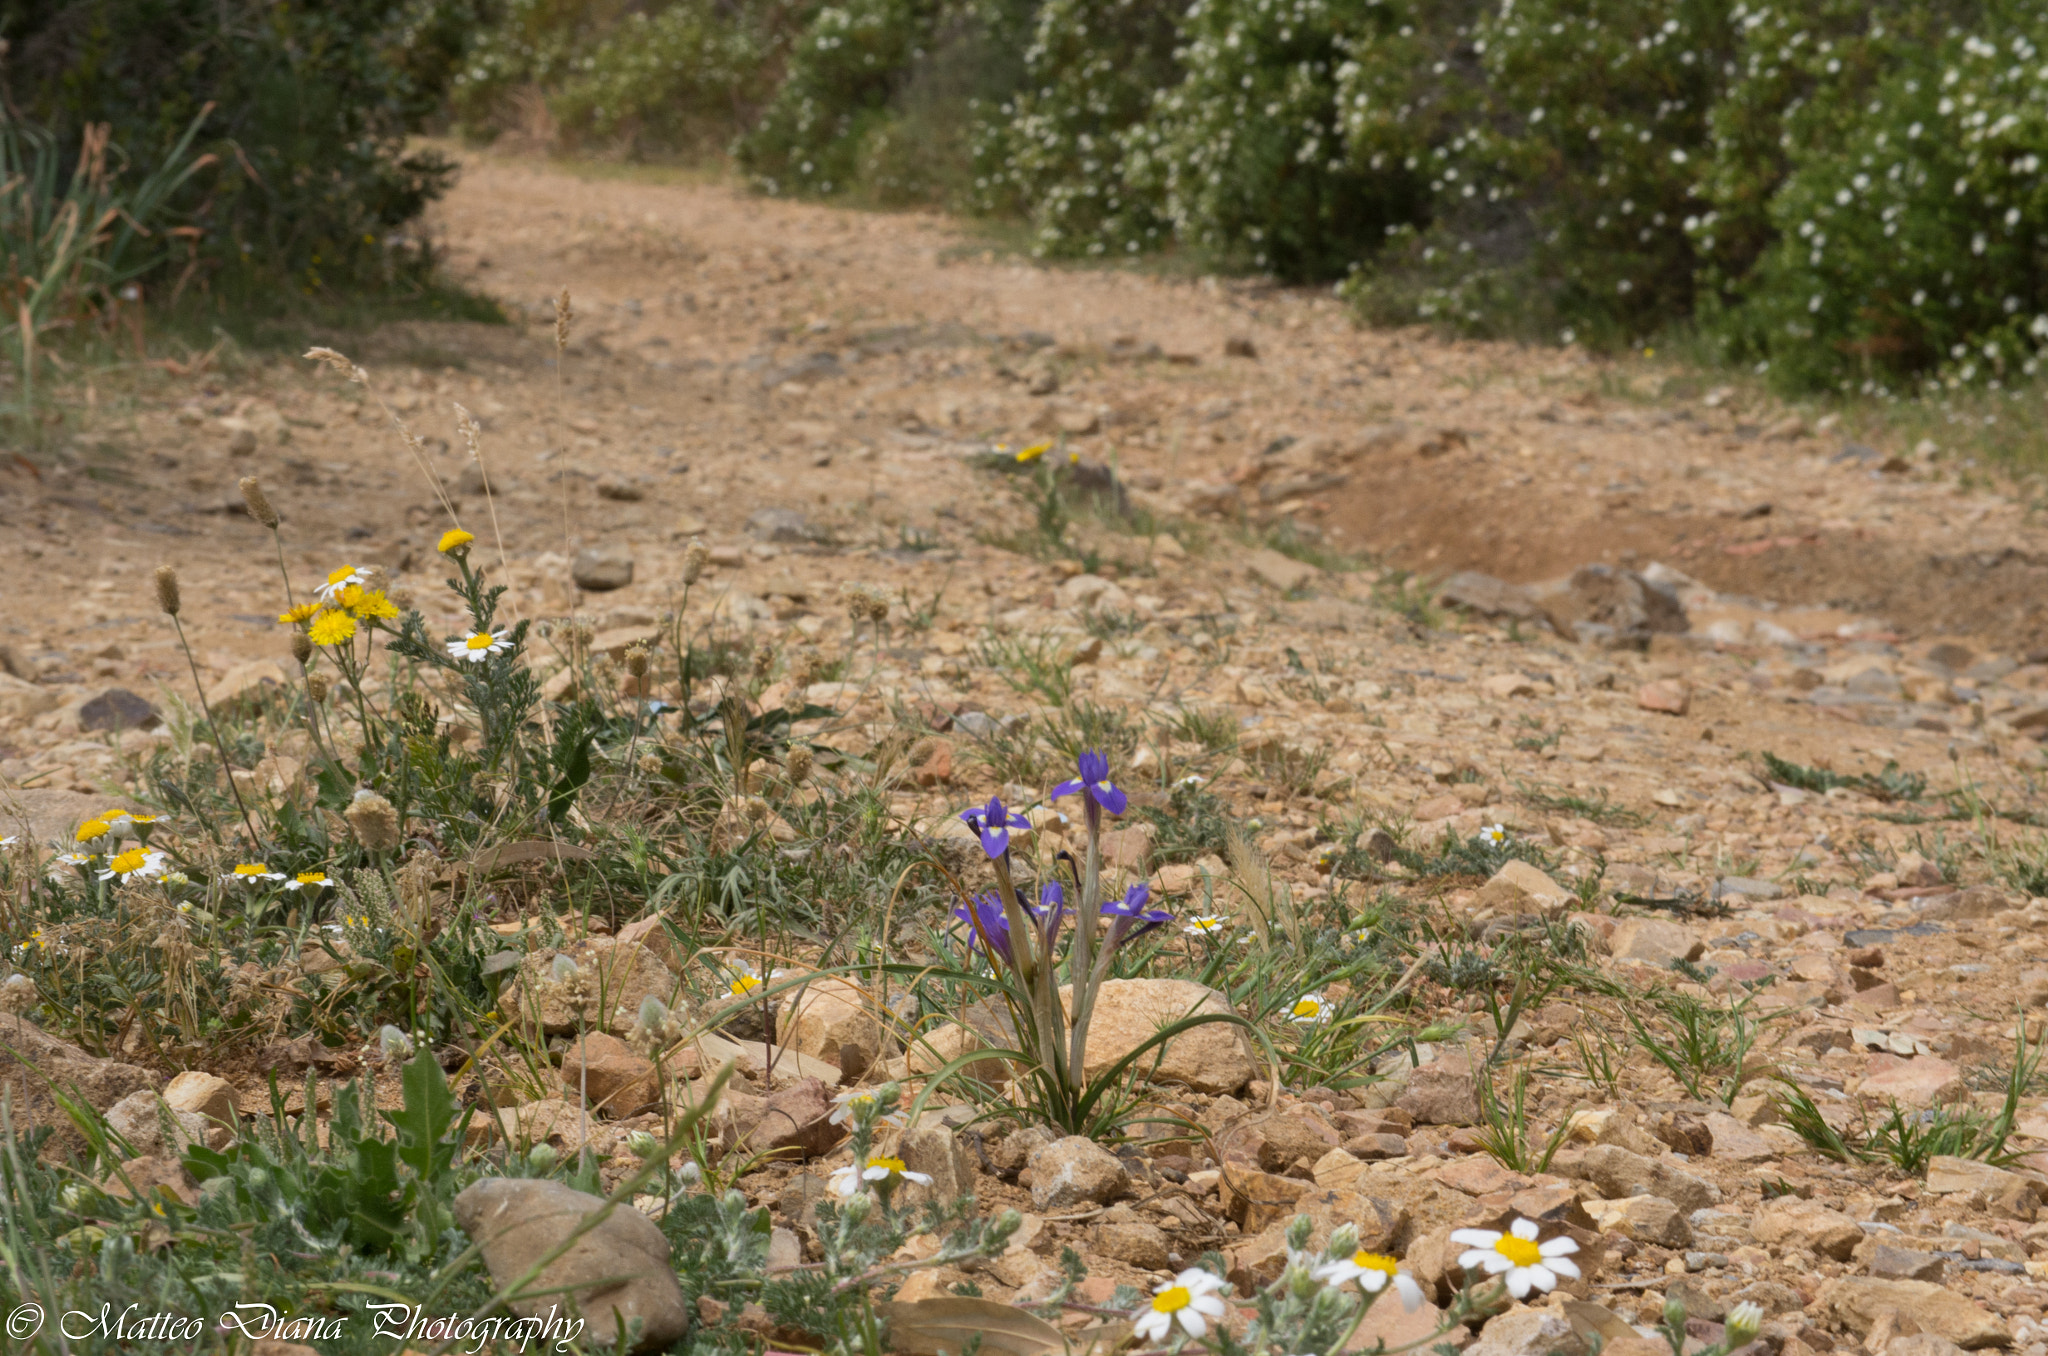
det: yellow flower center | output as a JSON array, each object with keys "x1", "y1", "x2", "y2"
[
  {"x1": 233, "y1": 864, "x2": 269, "y2": 876},
  {"x1": 327, "y1": 566, "x2": 357, "y2": 587},
  {"x1": 438, "y1": 528, "x2": 475, "y2": 553},
  {"x1": 108, "y1": 848, "x2": 149, "y2": 875},
  {"x1": 297, "y1": 872, "x2": 327, "y2": 884},
  {"x1": 730, "y1": 974, "x2": 762, "y2": 995},
  {"x1": 1494, "y1": 1235, "x2": 1543, "y2": 1267},
  {"x1": 867, "y1": 1156, "x2": 905, "y2": 1174},
  {"x1": 1152, "y1": 1286, "x2": 1192, "y2": 1314},
  {"x1": 1353, "y1": 1250, "x2": 1399, "y2": 1275},
  {"x1": 75, "y1": 820, "x2": 108, "y2": 842},
  {"x1": 1291, "y1": 998, "x2": 1321, "y2": 1018},
  {"x1": 464, "y1": 632, "x2": 495, "y2": 651}
]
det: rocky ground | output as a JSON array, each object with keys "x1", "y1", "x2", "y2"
[{"x1": 2, "y1": 149, "x2": 2047, "y2": 1356}]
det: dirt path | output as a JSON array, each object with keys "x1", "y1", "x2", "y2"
[{"x1": 2, "y1": 149, "x2": 2046, "y2": 800}]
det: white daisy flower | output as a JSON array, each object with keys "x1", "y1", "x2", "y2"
[
  {"x1": 828, "y1": 1089, "x2": 907, "y2": 1128},
  {"x1": 1183, "y1": 914, "x2": 1233, "y2": 936},
  {"x1": 723, "y1": 960, "x2": 783, "y2": 999},
  {"x1": 316, "y1": 565, "x2": 366, "y2": 601},
  {"x1": 0, "y1": 836, "x2": 16, "y2": 848},
  {"x1": 828, "y1": 1155, "x2": 933, "y2": 1197},
  {"x1": 1287, "y1": 992, "x2": 1331, "y2": 1025},
  {"x1": 98, "y1": 847, "x2": 167, "y2": 884},
  {"x1": 1479, "y1": 823, "x2": 1508, "y2": 846},
  {"x1": 221, "y1": 863, "x2": 286, "y2": 885},
  {"x1": 284, "y1": 871, "x2": 330, "y2": 891},
  {"x1": 1313, "y1": 1249, "x2": 1424, "y2": 1311},
  {"x1": 447, "y1": 629, "x2": 511, "y2": 663},
  {"x1": 1174, "y1": 774, "x2": 1207, "y2": 787},
  {"x1": 1450, "y1": 1217, "x2": 1581, "y2": 1298},
  {"x1": 1132, "y1": 1268, "x2": 1228, "y2": 1343}
]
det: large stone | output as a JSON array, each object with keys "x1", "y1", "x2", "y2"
[
  {"x1": 0, "y1": 789, "x2": 104, "y2": 850},
  {"x1": 1924, "y1": 1155, "x2": 2045, "y2": 1217},
  {"x1": 1528, "y1": 565, "x2": 1687, "y2": 646},
  {"x1": 1397, "y1": 1057, "x2": 1480, "y2": 1126},
  {"x1": 895, "y1": 1122, "x2": 975, "y2": 1209},
  {"x1": 1818, "y1": 1277, "x2": 2009, "y2": 1350},
  {"x1": 560, "y1": 1032, "x2": 662, "y2": 1117},
  {"x1": 79, "y1": 688, "x2": 160, "y2": 732},
  {"x1": 1094, "y1": 1220, "x2": 1170, "y2": 1269},
  {"x1": 1436, "y1": 572, "x2": 1545, "y2": 623},
  {"x1": 1027, "y1": 1135, "x2": 1129, "y2": 1211},
  {"x1": 498, "y1": 937, "x2": 681, "y2": 1037},
  {"x1": 1575, "y1": 1146, "x2": 1720, "y2": 1214},
  {"x1": 1702, "y1": 1111, "x2": 1775, "y2": 1162},
  {"x1": 163, "y1": 1071, "x2": 239, "y2": 1145},
  {"x1": 0, "y1": 1016, "x2": 157, "y2": 1162},
  {"x1": 1583, "y1": 1195, "x2": 1691, "y2": 1247},
  {"x1": 1753, "y1": 1197, "x2": 1861, "y2": 1260},
  {"x1": 1226, "y1": 1188, "x2": 1406, "y2": 1284},
  {"x1": 104, "y1": 1091, "x2": 207, "y2": 1158},
  {"x1": 1219, "y1": 1168, "x2": 1314, "y2": 1232},
  {"x1": 0, "y1": 672, "x2": 60, "y2": 722},
  {"x1": 571, "y1": 548, "x2": 635, "y2": 592},
  {"x1": 735, "y1": 1076, "x2": 844, "y2": 1160},
  {"x1": 1859, "y1": 1057, "x2": 1967, "y2": 1107},
  {"x1": 1065, "y1": 978, "x2": 1258, "y2": 1095},
  {"x1": 780, "y1": 976, "x2": 883, "y2": 1079},
  {"x1": 1868, "y1": 1244, "x2": 1946, "y2": 1282},
  {"x1": 101, "y1": 1155, "x2": 199, "y2": 1207},
  {"x1": 1608, "y1": 918, "x2": 1704, "y2": 965},
  {"x1": 205, "y1": 659, "x2": 288, "y2": 716},
  {"x1": 1249, "y1": 1113, "x2": 1342, "y2": 1175},
  {"x1": 454, "y1": 1178, "x2": 690, "y2": 1352},
  {"x1": 1244, "y1": 548, "x2": 1318, "y2": 593},
  {"x1": 1483, "y1": 860, "x2": 1573, "y2": 914}
]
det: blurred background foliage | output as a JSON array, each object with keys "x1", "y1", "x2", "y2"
[{"x1": 6, "y1": 0, "x2": 2046, "y2": 398}]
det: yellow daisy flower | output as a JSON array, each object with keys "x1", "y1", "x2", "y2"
[
  {"x1": 278, "y1": 601, "x2": 322, "y2": 626},
  {"x1": 438, "y1": 528, "x2": 475, "y2": 554},
  {"x1": 1014, "y1": 441, "x2": 1053, "y2": 463},
  {"x1": 337, "y1": 585, "x2": 399, "y2": 620},
  {"x1": 75, "y1": 818, "x2": 110, "y2": 843},
  {"x1": 307, "y1": 610, "x2": 358, "y2": 646},
  {"x1": 284, "y1": 871, "x2": 329, "y2": 891},
  {"x1": 316, "y1": 565, "x2": 364, "y2": 602}
]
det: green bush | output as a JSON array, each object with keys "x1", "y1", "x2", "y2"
[
  {"x1": 452, "y1": 0, "x2": 801, "y2": 158},
  {"x1": 8, "y1": 0, "x2": 473, "y2": 294},
  {"x1": 1124, "y1": 0, "x2": 1399, "y2": 279},
  {"x1": 968, "y1": 0, "x2": 1183, "y2": 257},
  {"x1": 1699, "y1": 0, "x2": 2048, "y2": 393}
]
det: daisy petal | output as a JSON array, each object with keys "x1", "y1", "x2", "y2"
[
  {"x1": 1509, "y1": 1218, "x2": 1541, "y2": 1241},
  {"x1": 1538, "y1": 1236, "x2": 1580, "y2": 1256}
]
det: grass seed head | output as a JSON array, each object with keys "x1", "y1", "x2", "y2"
[
  {"x1": 306, "y1": 673, "x2": 330, "y2": 702},
  {"x1": 624, "y1": 643, "x2": 650, "y2": 678},
  {"x1": 153, "y1": 564, "x2": 180, "y2": 616},
  {"x1": 238, "y1": 475, "x2": 279, "y2": 528},
  {"x1": 289, "y1": 631, "x2": 313, "y2": 666},
  {"x1": 682, "y1": 539, "x2": 711, "y2": 585},
  {"x1": 786, "y1": 746, "x2": 814, "y2": 785},
  {"x1": 554, "y1": 287, "x2": 574, "y2": 350}
]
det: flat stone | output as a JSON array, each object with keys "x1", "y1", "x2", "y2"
[
  {"x1": 1584, "y1": 1194, "x2": 1691, "y2": 1247},
  {"x1": 454, "y1": 1178, "x2": 689, "y2": 1352},
  {"x1": 1609, "y1": 917, "x2": 1704, "y2": 965},
  {"x1": 1637, "y1": 679, "x2": 1691, "y2": 715},
  {"x1": 1868, "y1": 1244, "x2": 1946, "y2": 1281},
  {"x1": 1703, "y1": 1111, "x2": 1775, "y2": 1162},
  {"x1": 1713, "y1": 876, "x2": 1785, "y2": 902},
  {"x1": 571, "y1": 548, "x2": 635, "y2": 591},
  {"x1": 1819, "y1": 1277, "x2": 2008, "y2": 1349},
  {"x1": 746, "y1": 508, "x2": 815, "y2": 543},
  {"x1": 1026, "y1": 1136, "x2": 1129, "y2": 1212},
  {"x1": 1859, "y1": 1057, "x2": 1967, "y2": 1107},
  {"x1": 79, "y1": 688, "x2": 160, "y2": 731},
  {"x1": 1243, "y1": 547, "x2": 1318, "y2": 593}
]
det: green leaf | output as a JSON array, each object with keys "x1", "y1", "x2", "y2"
[{"x1": 385, "y1": 1049, "x2": 465, "y2": 1184}]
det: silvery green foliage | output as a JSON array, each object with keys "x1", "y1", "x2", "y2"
[{"x1": 968, "y1": 0, "x2": 1181, "y2": 258}]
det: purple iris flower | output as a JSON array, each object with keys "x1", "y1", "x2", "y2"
[
  {"x1": 1100, "y1": 881, "x2": 1172, "y2": 948},
  {"x1": 960, "y1": 796, "x2": 1030, "y2": 858},
  {"x1": 1051, "y1": 750, "x2": 1127, "y2": 817},
  {"x1": 953, "y1": 893, "x2": 1014, "y2": 962}
]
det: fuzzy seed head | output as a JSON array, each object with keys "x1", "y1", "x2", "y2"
[
  {"x1": 453, "y1": 403, "x2": 483, "y2": 460},
  {"x1": 306, "y1": 673, "x2": 330, "y2": 702},
  {"x1": 238, "y1": 476, "x2": 279, "y2": 528},
  {"x1": 624, "y1": 643, "x2": 650, "y2": 678},
  {"x1": 751, "y1": 640, "x2": 775, "y2": 680},
  {"x1": 554, "y1": 287, "x2": 574, "y2": 351},
  {"x1": 344, "y1": 788, "x2": 402, "y2": 851},
  {"x1": 289, "y1": 631, "x2": 313, "y2": 665},
  {"x1": 153, "y1": 565, "x2": 180, "y2": 616},
  {"x1": 682, "y1": 540, "x2": 710, "y2": 585},
  {"x1": 303, "y1": 346, "x2": 366, "y2": 384},
  {"x1": 785, "y1": 746, "x2": 814, "y2": 785}
]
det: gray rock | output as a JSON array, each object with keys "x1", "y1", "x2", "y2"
[
  {"x1": 1026, "y1": 1135, "x2": 1129, "y2": 1211},
  {"x1": 747, "y1": 507, "x2": 817, "y2": 543},
  {"x1": 79, "y1": 689, "x2": 159, "y2": 732},
  {"x1": 572, "y1": 548, "x2": 635, "y2": 592},
  {"x1": 896, "y1": 1122, "x2": 975, "y2": 1208},
  {"x1": 1528, "y1": 564, "x2": 1688, "y2": 647},
  {"x1": 1436, "y1": 572, "x2": 1545, "y2": 623},
  {"x1": 453, "y1": 1177, "x2": 690, "y2": 1352},
  {"x1": 1713, "y1": 876, "x2": 1785, "y2": 902},
  {"x1": 1869, "y1": 1245, "x2": 1946, "y2": 1281}
]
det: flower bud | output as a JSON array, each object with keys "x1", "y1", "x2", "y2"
[
  {"x1": 306, "y1": 673, "x2": 330, "y2": 702},
  {"x1": 238, "y1": 475, "x2": 279, "y2": 528},
  {"x1": 1325, "y1": 1222, "x2": 1359, "y2": 1260},
  {"x1": 60, "y1": 1182, "x2": 90, "y2": 1211},
  {"x1": 627, "y1": 1129, "x2": 662, "y2": 1160},
  {"x1": 1663, "y1": 1296, "x2": 1689, "y2": 1332},
  {"x1": 344, "y1": 788, "x2": 403, "y2": 851},
  {"x1": 154, "y1": 564, "x2": 180, "y2": 616},
  {"x1": 988, "y1": 1208, "x2": 1023, "y2": 1246},
  {"x1": 624, "y1": 643, "x2": 650, "y2": 678},
  {"x1": 840, "y1": 1189, "x2": 873, "y2": 1224},
  {"x1": 637, "y1": 994, "x2": 669, "y2": 1031},
  {"x1": 378, "y1": 1024, "x2": 414, "y2": 1060},
  {"x1": 290, "y1": 631, "x2": 313, "y2": 665},
  {"x1": 527, "y1": 1142, "x2": 558, "y2": 1174},
  {"x1": 551, "y1": 954, "x2": 581, "y2": 983},
  {"x1": 676, "y1": 1159, "x2": 703, "y2": 1187},
  {"x1": 1285, "y1": 1213, "x2": 1314, "y2": 1251},
  {"x1": 682, "y1": 540, "x2": 710, "y2": 585}
]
